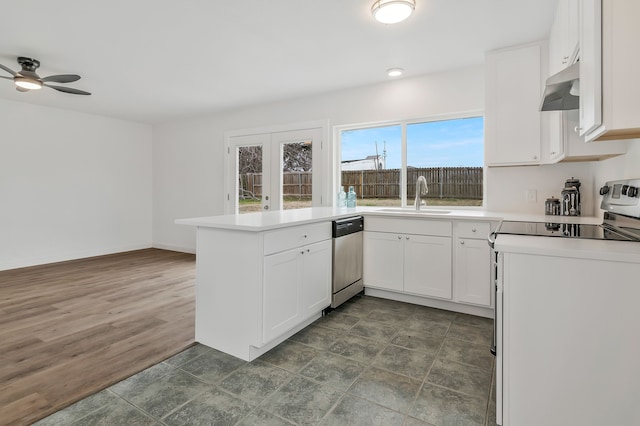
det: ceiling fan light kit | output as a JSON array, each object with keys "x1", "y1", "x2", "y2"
[
  {"x1": 372, "y1": 0, "x2": 416, "y2": 24},
  {"x1": 14, "y1": 76, "x2": 43, "y2": 90},
  {"x1": 0, "y1": 56, "x2": 91, "y2": 95},
  {"x1": 387, "y1": 68, "x2": 404, "y2": 77}
]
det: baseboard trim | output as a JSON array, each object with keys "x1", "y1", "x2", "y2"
[
  {"x1": 365, "y1": 287, "x2": 494, "y2": 318},
  {"x1": 152, "y1": 243, "x2": 195, "y2": 254},
  {"x1": 0, "y1": 243, "x2": 153, "y2": 272}
]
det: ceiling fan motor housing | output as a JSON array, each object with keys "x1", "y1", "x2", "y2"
[{"x1": 17, "y1": 57, "x2": 41, "y2": 72}]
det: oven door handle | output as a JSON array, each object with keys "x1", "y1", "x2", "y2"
[{"x1": 488, "y1": 231, "x2": 497, "y2": 250}]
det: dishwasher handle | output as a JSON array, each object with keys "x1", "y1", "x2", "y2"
[{"x1": 332, "y1": 216, "x2": 364, "y2": 238}]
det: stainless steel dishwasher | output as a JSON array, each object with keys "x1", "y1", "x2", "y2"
[{"x1": 331, "y1": 216, "x2": 364, "y2": 308}]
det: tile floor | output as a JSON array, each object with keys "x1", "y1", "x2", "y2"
[{"x1": 35, "y1": 295, "x2": 497, "y2": 426}]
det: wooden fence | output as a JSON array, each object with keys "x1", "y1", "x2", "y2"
[
  {"x1": 239, "y1": 167, "x2": 483, "y2": 200},
  {"x1": 239, "y1": 172, "x2": 313, "y2": 199}
]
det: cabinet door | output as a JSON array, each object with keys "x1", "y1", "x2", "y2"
[
  {"x1": 455, "y1": 238, "x2": 491, "y2": 307},
  {"x1": 579, "y1": 0, "x2": 602, "y2": 137},
  {"x1": 566, "y1": 0, "x2": 580, "y2": 58},
  {"x1": 302, "y1": 240, "x2": 332, "y2": 318},
  {"x1": 263, "y1": 249, "x2": 302, "y2": 343},
  {"x1": 485, "y1": 43, "x2": 542, "y2": 166},
  {"x1": 548, "y1": 0, "x2": 567, "y2": 74},
  {"x1": 404, "y1": 235, "x2": 452, "y2": 299},
  {"x1": 363, "y1": 232, "x2": 403, "y2": 292},
  {"x1": 547, "y1": 112, "x2": 566, "y2": 162}
]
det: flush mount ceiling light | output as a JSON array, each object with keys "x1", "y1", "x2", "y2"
[
  {"x1": 372, "y1": 0, "x2": 416, "y2": 24},
  {"x1": 387, "y1": 68, "x2": 404, "y2": 77}
]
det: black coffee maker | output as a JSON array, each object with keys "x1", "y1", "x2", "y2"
[{"x1": 561, "y1": 177, "x2": 581, "y2": 216}]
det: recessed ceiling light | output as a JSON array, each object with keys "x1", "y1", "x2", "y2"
[
  {"x1": 387, "y1": 68, "x2": 404, "y2": 77},
  {"x1": 372, "y1": 0, "x2": 416, "y2": 24}
]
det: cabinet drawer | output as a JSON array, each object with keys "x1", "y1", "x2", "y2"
[
  {"x1": 264, "y1": 222, "x2": 331, "y2": 255},
  {"x1": 456, "y1": 221, "x2": 492, "y2": 239},
  {"x1": 365, "y1": 216, "x2": 452, "y2": 237}
]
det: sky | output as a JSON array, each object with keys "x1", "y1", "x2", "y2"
[{"x1": 341, "y1": 116, "x2": 484, "y2": 169}]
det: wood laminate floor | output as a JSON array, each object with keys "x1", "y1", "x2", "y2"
[{"x1": 0, "y1": 248, "x2": 196, "y2": 426}]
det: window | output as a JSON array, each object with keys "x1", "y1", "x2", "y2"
[
  {"x1": 338, "y1": 114, "x2": 484, "y2": 207},
  {"x1": 341, "y1": 125, "x2": 402, "y2": 207}
]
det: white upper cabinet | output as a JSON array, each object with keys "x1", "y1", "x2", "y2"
[
  {"x1": 549, "y1": 0, "x2": 580, "y2": 75},
  {"x1": 485, "y1": 42, "x2": 543, "y2": 166},
  {"x1": 580, "y1": 0, "x2": 640, "y2": 142},
  {"x1": 545, "y1": 0, "x2": 627, "y2": 163},
  {"x1": 579, "y1": 0, "x2": 602, "y2": 138},
  {"x1": 547, "y1": 109, "x2": 626, "y2": 163}
]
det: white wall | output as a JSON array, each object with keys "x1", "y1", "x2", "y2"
[
  {"x1": 153, "y1": 66, "x2": 485, "y2": 251},
  {"x1": 0, "y1": 99, "x2": 152, "y2": 270},
  {"x1": 485, "y1": 162, "x2": 596, "y2": 215}
]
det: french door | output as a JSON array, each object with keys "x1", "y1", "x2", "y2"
[{"x1": 227, "y1": 127, "x2": 322, "y2": 214}]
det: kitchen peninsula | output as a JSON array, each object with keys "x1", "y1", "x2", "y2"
[{"x1": 177, "y1": 207, "x2": 598, "y2": 361}]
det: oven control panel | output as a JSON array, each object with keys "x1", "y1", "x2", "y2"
[{"x1": 600, "y1": 179, "x2": 640, "y2": 217}]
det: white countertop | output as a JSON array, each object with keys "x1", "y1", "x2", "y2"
[
  {"x1": 176, "y1": 206, "x2": 602, "y2": 232},
  {"x1": 494, "y1": 233, "x2": 640, "y2": 262}
]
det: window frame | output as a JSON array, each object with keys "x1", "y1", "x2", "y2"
[{"x1": 334, "y1": 110, "x2": 485, "y2": 208}]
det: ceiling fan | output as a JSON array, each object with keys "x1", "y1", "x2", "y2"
[{"x1": 0, "y1": 57, "x2": 91, "y2": 95}]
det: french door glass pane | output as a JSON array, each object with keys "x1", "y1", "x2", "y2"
[
  {"x1": 406, "y1": 117, "x2": 484, "y2": 207},
  {"x1": 282, "y1": 140, "x2": 312, "y2": 210},
  {"x1": 340, "y1": 125, "x2": 402, "y2": 207},
  {"x1": 237, "y1": 145, "x2": 263, "y2": 214}
]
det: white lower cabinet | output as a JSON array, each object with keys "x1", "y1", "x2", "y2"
[
  {"x1": 362, "y1": 232, "x2": 404, "y2": 292},
  {"x1": 454, "y1": 238, "x2": 491, "y2": 306},
  {"x1": 404, "y1": 235, "x2": 452, "y2": 299},
  {"x1": 263, "y1": 248, "x2": 303, "y2": 343},
  {"x1": 454, "y1": 221, "x2": 493, "y2": 307},
  {"x1": 300, "y1": 240, "x2": 332, "y2": 317},
  {"x1": 363, "y1": 217, "x2": 453, "y2": 300},
  {"x1": 364, "y1": 216, "x2": 494, "y2": 316},
  {"x1": 263, "y1": 239, "x2": 331, "y2": 343},
  {"x1": 193, "y1": 221, "x2": 331, "y2": 361}
]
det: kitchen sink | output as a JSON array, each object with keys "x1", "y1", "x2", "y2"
[{"x1": 377, "y1": 208, "x2": 452, "y2": 215}]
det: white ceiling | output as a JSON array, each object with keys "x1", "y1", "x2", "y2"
[{"x1": 0, "y1": 0, "x2": 558, "y2": 124}]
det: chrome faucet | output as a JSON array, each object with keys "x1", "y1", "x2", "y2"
[{"x1": 415, "y1": 176, "x2": 428, "y2": 210}]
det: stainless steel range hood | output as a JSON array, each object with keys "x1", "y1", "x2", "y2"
[{"x1": 540, "y1": 62, "x2": 580, "y2": 111}]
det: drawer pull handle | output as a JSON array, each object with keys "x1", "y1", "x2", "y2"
[
  {"x1": 303, "y1": 234, "x2": 308, "y2": 238},
  {"x1": 472, "y1": 228, "x2": 477, "y2": 232},
  {"x1": 460, "y1": 240, "x2": 465, "y2": 245},
  {"x1": 398, "y1": 235, "x2": 402, "y2": 239}
]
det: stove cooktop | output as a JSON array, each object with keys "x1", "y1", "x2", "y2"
[
  {"x1": 496, "y1": 221, "x2": 638, "y2": 241},
  {"x1": 494, "y1": 178, "x2": 640, "y2": 243}
]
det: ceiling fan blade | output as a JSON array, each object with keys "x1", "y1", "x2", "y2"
[
  {"x1": 0, "y1": 75, "x2": 12, "y2": 80},
  {"x1": 44, "y1": 84, "x2": 91, "y2": 95},
  {"x1": 42, "y1": 74, "x2": 81, "y2": 83},
  {"x1": 0, "y1": 63, "x2": 17, "y2": 77}
]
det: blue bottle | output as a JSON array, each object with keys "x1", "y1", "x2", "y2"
[
  {"x1": 337, "y1": 187, "x2": 347, "y2": 207},
  {"x1": 347, "y1": 186, "x2": 356, "y2": 208}
]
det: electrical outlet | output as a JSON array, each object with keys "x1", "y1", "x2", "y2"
[{"x1": 526, "y1": 189, "x2": 537, "y2": 204}]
